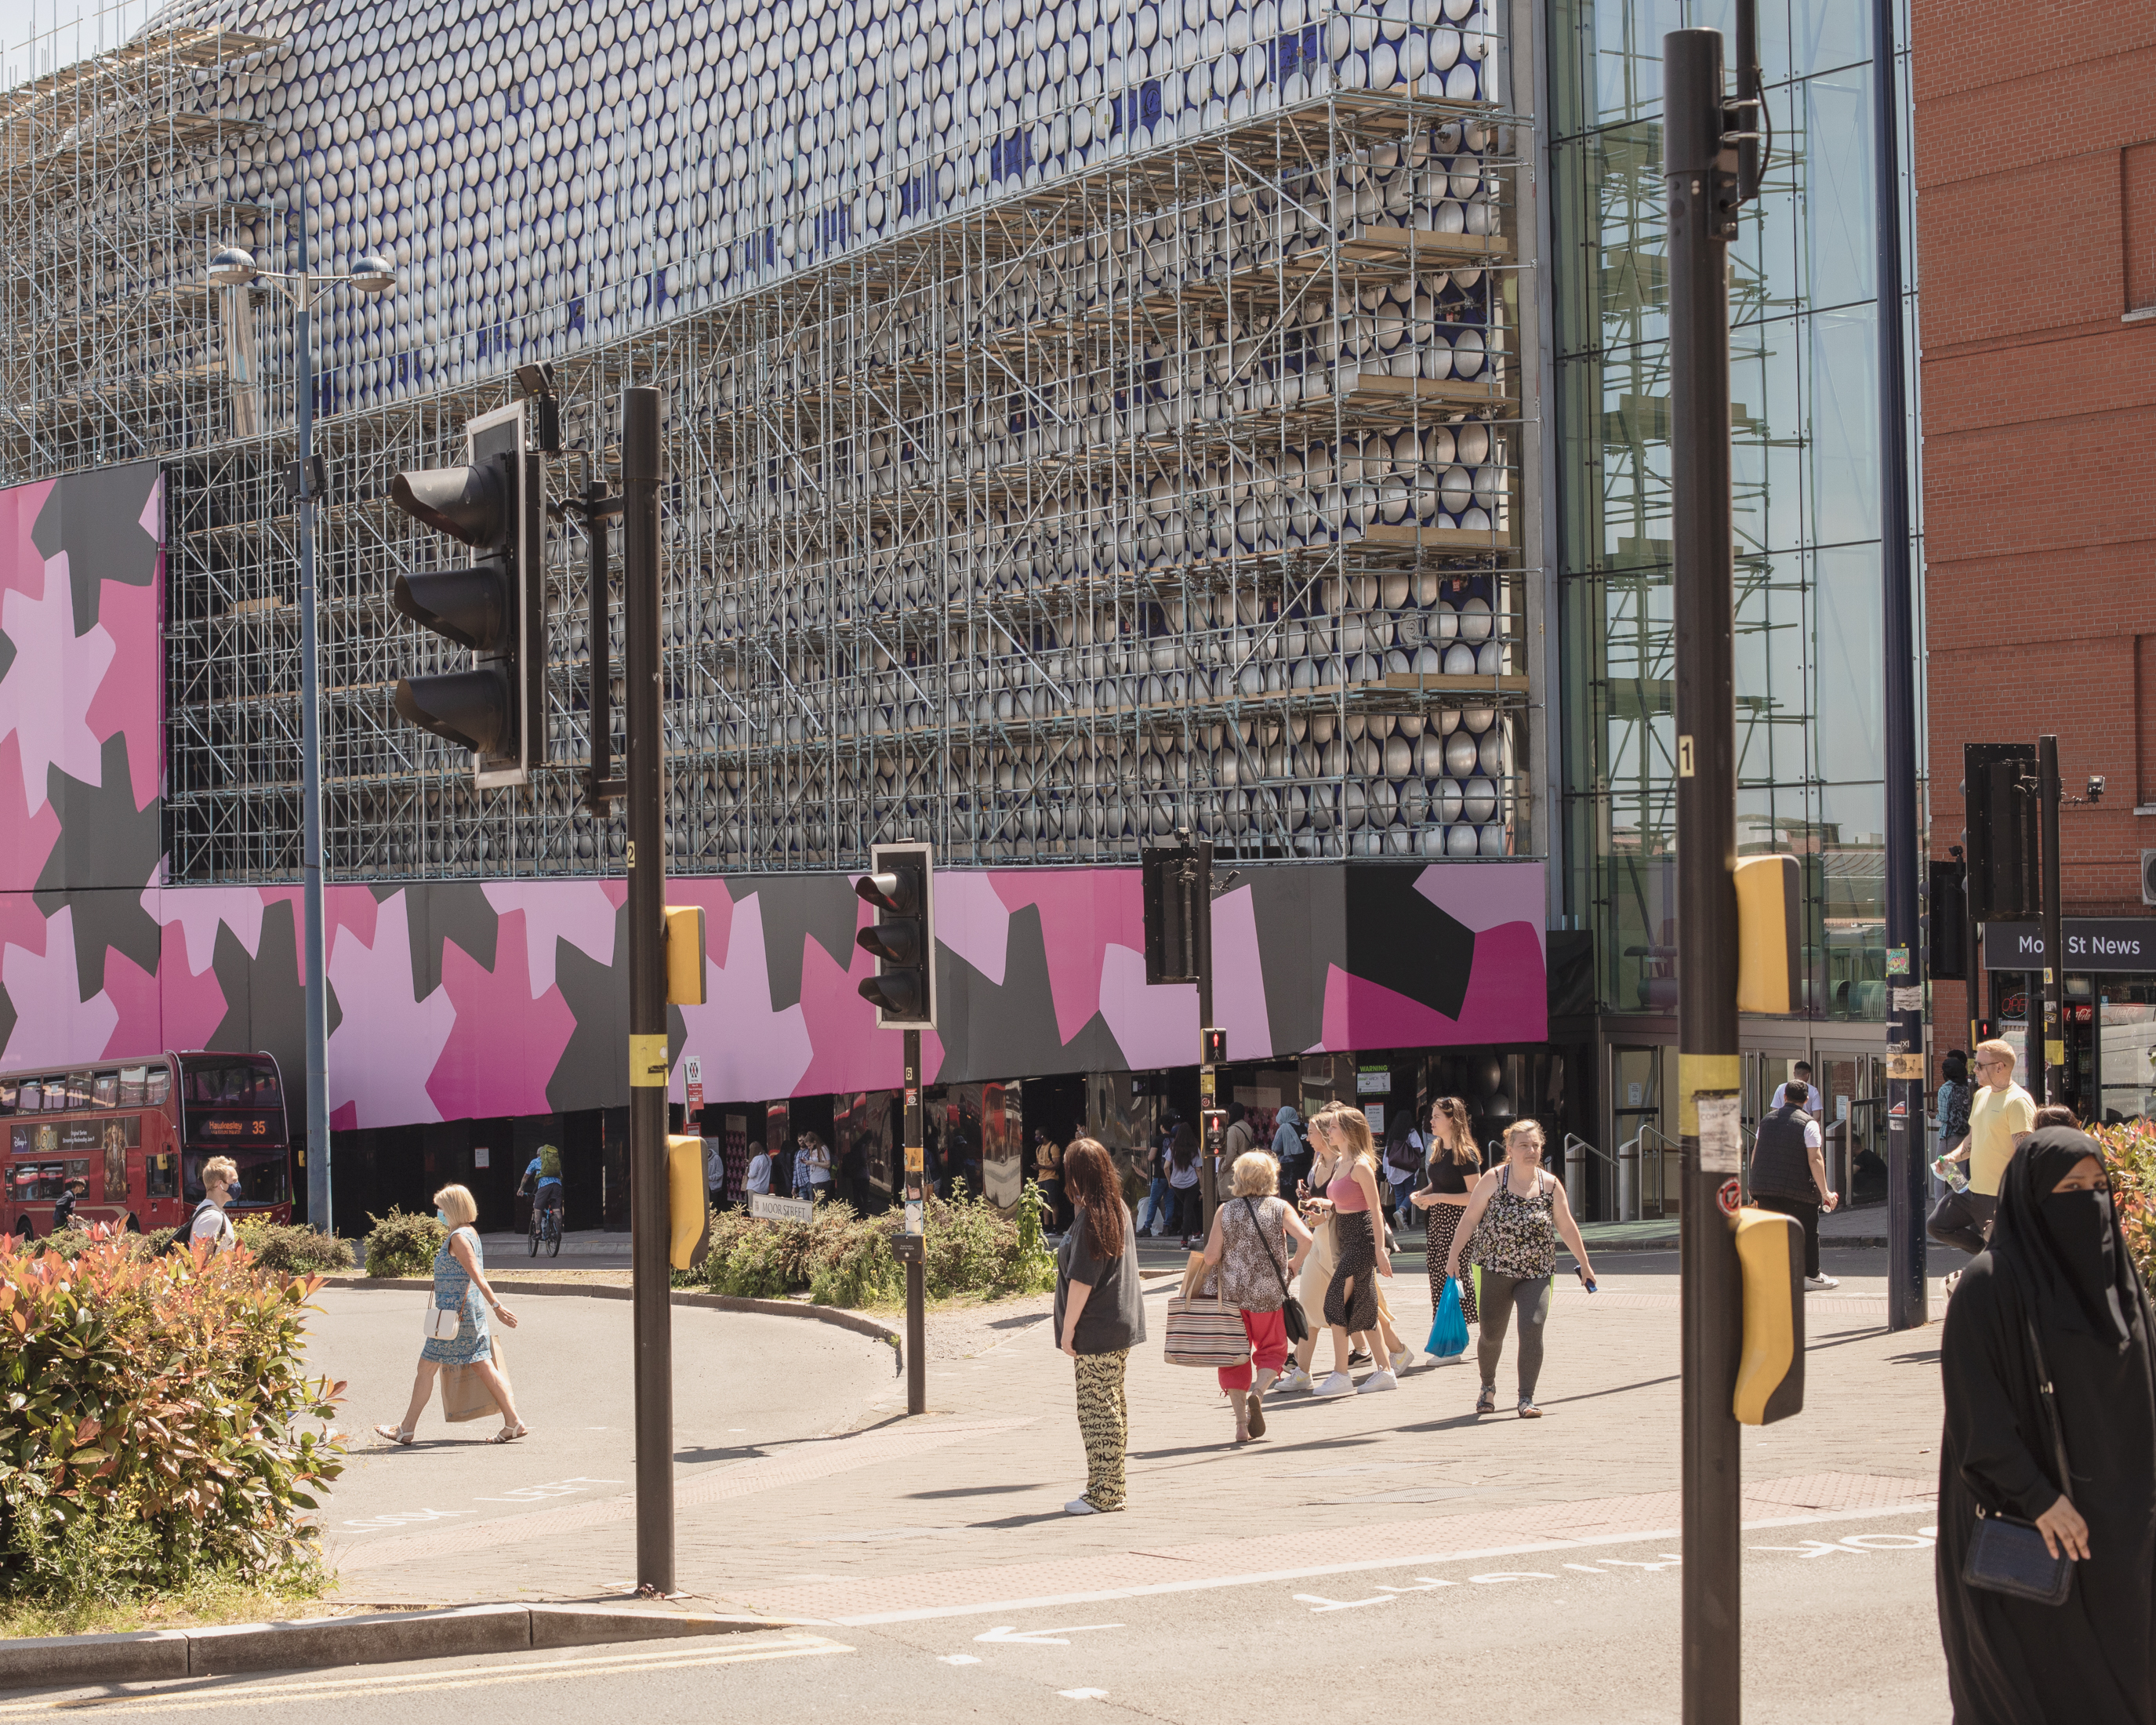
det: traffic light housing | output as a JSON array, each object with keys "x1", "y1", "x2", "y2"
[
  {"x1": 855, "y1": 842, "x2": 935, "y2": 1027},
  {"x1": 1734, "y1": 853, "x2": 1802, "y2": 1015},
  {"x1": 666, "y1": 1133, "x2": 710, "y2": 1271},
  {"x1": 387, "y1": 400, "x2": 545, "y2": 787},
  {"x1": 664, "y1": 906, "x2": 706, "y2": 1006},
  {"x1": 1142, "y1": 837, "x2": 1212, "y2": 984},
  {"x1": 1963, "y1": 742, "x2": 2038, "y2": 921},
  {"x1": 1201, "y1": 1027, "x2": 1226, "y2": 1065},
  {"x1": 1732, "y1": 1206, "x2": 1806, "y2": 1425},
  {"x1": 1928, "y1": 857, "x2": 1968, "y2": 981}
]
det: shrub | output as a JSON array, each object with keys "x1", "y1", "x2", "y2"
[
  {"x1": 700, "y1": 1186, "x2": 1052, "y2": 1309},
  {"x1": 235, "y1": 1222, "x2": 355, "y2": 1277},
  {"x1": 2096, "y1": 1120, "x2": 2156, "y2": 1291},
  {"x1": 363, "y1": 1208, "x2": 445, "y2": 1279},
  {"x1": 0, "y1": 1235, "x2": 343, "y2": 1604}
]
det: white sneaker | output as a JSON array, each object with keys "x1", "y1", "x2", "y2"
[
  {"x1": 1803, "y1": 1274, "x2": 1839, "y2": 1291},
  {"x1": 1065, "y1": 1497, "x2": 1100, "y2": 1516},
  {"x1": 1390, "y1": 1347, "x2": 1414, "y2": 1374},
  {"x1": 1272, "y1": 1366, "x2": 1313, "y2": 1396},
  {"x1": 1312, "y1": 1371, "x2": 1356, "y2": 1399},
  {"x1": 1357, "y1": 1367, "x2": 1399, "y2": 1394}
]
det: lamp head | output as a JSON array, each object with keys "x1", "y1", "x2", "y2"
[
  {"x1": 349, "y1": 253, "x2": 397, "y2": 295},
  {"x1": 207, "y1": 245, "x2": 258, "y2": 289}
]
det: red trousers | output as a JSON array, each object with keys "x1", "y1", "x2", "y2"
[{"x1": 1218, "y1": 1307, "x2": 1290, "y2": 1392}]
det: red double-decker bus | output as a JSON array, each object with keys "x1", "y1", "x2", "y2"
[{"x1": 1, "y1": 1051, "x2": 292, "y2": 1238}]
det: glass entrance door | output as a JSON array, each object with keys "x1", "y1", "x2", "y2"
[{"x1": 1611, "y1": 1047, "x2": 1668, "y2": 1219}]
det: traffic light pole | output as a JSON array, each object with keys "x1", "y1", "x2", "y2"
[
  {"x1": 622, "y1": 386, "x2": 674, "y2": 1596},
  {"x1": 2038, "y1": 735, "x2": 2063, "y2": 1106},
  {"x1": 292, "y1": 203, "x2": 333, "y2": 1237},
  {"x1": 1875, "y1": 0, "x2": 1926, "y2": 1333},
  {"x1": 904, "y1": 1027, "x2": 925, "y2": 1417},
  {"x1": 1666, "y1": 30, "x2": 1744, "y2": 1723}
]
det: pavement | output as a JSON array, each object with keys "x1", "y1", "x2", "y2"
[{"x1": 34, "y1": 1240, "x2": 1954, "y2": 1720}]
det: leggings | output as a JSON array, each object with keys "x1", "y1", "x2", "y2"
[
  {"x1": 1477, "y1": 1271, "x2": 1552, "y2": 1399},
  {"x1": 1324, "y1": 1209, "x2": 1378, "y2": 1334},
  {"x1": 1073, "y1": 1349, "x2": 1130, "y2": 1511},
  {"x1": 1421, "y1": 1201, "x2": 1479, "y2": 1324}
]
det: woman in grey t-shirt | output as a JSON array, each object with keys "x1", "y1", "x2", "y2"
[{"x1": 1054, "y1": 1138, "x2": 1145, "y2": 1515}]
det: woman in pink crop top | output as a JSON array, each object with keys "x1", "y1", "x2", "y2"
[{"x1": 1310, "y1": 1105, "x2": 1392, "y2": 1397}]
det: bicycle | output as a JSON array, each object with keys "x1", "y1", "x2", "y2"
[{"x1": 528, "y1": 1192, "x2": 563, "y2": 1258}]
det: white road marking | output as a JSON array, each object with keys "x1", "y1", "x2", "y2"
[
  {"x1": 1470, "y1": 1571, "x2": 1555, "y2": 1584},
  {"x1": 938, "y1": 1654, "x2": 983, "y2": 1665},
  {"x1": 1293, "y1": 1592, "x2": 1395, "y2": 1612},
  {"x1": 1059, "y1": 1689, "x2": 1110, "y2": 1701},
  {"x1": 975, "y1": 1622, "x2": 1124, "y2": 1646},
  {"x1": 338, "y1": 1508, "x2": 473, "y2": 1533},
  {"x1": 829, "y1": 1500, "x2": 1938, "y2": 1626}
]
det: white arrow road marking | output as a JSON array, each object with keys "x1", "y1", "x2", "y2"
[
  {"x1": 938, "y1": 1654, "x2": 982, "y2": 1665},
  {"x1": 1468, "y1": 1572, "x2": 1555, "y2": 1584},
  {"x1": 1294, "y1": 1593, "x2": 1396, "y2": 1611},
  {"x1": 975, "y1": 1623, "x2": 1124, "y2": 1646},
  {"x1": 1059, "y1": 1690, "x2": 1110, "y2": 1701},
  {"x1": 1597, "y1": 1556, "x2": 1683, "y2": 1573}
]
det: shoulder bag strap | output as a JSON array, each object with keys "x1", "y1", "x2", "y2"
[
  {"x1": 1244, "y1": 1197, "x2": 1296, "y2": 1301},
  {"x1": 2021, "y1": 1305, "x2": 2076, "y2": 1500}
]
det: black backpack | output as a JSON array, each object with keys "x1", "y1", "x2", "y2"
[{"x1": 156, "y1": 1200, "x2": 228, "y2": 1256}]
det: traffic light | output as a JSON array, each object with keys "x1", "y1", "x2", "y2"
[
  {"x1": 665, "y1": 1133, "x2": 709, "y2": 1271},
  {"x1": 1928, "y1": 858, "x2": 1968, "y2": 980},
  {"x1": 1731, "y1": 1206, "x2": 1805, "y2": 1425},
  {"x1": 1733, "y1": 853, "x2": 1802, "y2": 1015},
  {"x1": 1963, "y1": 742, "x2": 2038, "y2": 921},
  {"x1": 1142, "y1": 837, "x2": 1211, "y2": 984},
  {"x1": 664, "y1": 906, "x2": 706, "y2": 1006},
  {"x1": 386, "y1": 401, "x2": 545, "y2": 787},
  {"x1": 1201, "y1": 1027, "x2": 1226, "y2": 1065},
  {"x1": 855, "y1": 842, "x2": 935, "y2": 1026}
]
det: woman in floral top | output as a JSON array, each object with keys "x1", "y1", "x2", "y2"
[
  {"x1": 1197, "y1": 1151, "x2": 1316, "y2": 1444},
  {"x1": 1444, "y1": 1120, "x2": 1599, "y2": 1418}
]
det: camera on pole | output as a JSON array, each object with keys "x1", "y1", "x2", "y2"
[
  {"x1": 385, "y1": 401, "x2": 545, "y2": 787},
  {"x1": 856, "y1": 843, "x2": 935, "y2": 1026}
]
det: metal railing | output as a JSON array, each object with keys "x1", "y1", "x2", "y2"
[
  {"x1": 1616, "y1": 1123, "x2": 1680, "y2": 1222},
  {"x1": 1563, "y1": 1131, "x2": 1619, "y2": 1221}
]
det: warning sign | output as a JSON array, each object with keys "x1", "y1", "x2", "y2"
[{"x1": 1717, "y1": 1178, "x2": 1743, "y2": 1217}]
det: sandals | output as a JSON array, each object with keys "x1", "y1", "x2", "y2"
[
  {"x1": 488, "y1": 1422, "x2": 531, "y2": 1444},
  {"x1": 373, "y1": 1424, "x2": 413, "y2": 1447},
  {"x1": 1474, "y1": 1384, "x2": 1497, "y2": 1416},
  {"x1": 1244, "y1": 1391, "x2": 1267, "y2": 1440}
]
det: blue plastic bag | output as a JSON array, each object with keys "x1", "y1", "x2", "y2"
[{"x1": 1425, "y1": 1276, "x2": 1469, "y2": 1360}]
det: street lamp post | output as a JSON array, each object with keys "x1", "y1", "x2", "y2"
[{"x1": 209, "y1": 224, "x2": 395, "y2": 1237}]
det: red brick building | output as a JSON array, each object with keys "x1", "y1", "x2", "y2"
[{"x1": 1914, "y1": 4, "x2": 2156, "y2": 1117}]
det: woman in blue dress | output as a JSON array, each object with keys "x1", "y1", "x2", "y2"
[{"x1": 374, "y1": 1184, "x2": 528, "y2": 1444}]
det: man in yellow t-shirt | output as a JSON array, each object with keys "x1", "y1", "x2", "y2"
[{"x1": 1928, "y1": 1037, "x2": 2034, "y2": 1277}]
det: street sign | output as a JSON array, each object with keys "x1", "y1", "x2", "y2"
[
  {"x1": 749, "y1": 1193, "x2": 815, "y2": 1223},
  {"x1": 684, "y1": 1055, "x2": 703, "y2": 1117},
  {"x1": 1980, "y1": 918, "x2": 2156, "y2": 971}
]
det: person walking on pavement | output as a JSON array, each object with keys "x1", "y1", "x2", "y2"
[
  {"x1": 1932, "y1": 1037, "x2": 2037, "y2": 1295},
  {"x1": 1748, "y1": 1082, "x2": 1841, "y2": 1291},
  {"x1": 1410, "y1": 1097, "x2": 1482, "y2": 1345},
  {"x1": 1312, "y1": 1104, "x2": 1396, "y2": 1399},
  {"x1": 187, "y1": 1157, "x2": 241, "y2": 1255},
  {"x1": 1790, "y1": 1060, "x2": 1824, "y2": 1116},
  {"x1": 1134, "y1": 1132, "x2": 1169, "y2": 1238},
  {"x1": 1221, "y1": 1103, "x2": 1256, "y2": 1208},
  {"x1": 1167, "y1": 1121, "x2": 1203, "y2": 1248},
  {"x1": 1935, "y1": 1124, "x2": 2156, "y2": 1724},
  {"x1": 1054, "y1": 1138, "x2": 1145, "y2": 1515},
  {"x1": 1936, "y1": 1049, "x2": 1973, "y2": 1164},
  {"x1": 743, "y1": 1138, "x2": 773, "y2": 1199},
  {"x1": 1271, "y1": 1103, "x2": 1309, "y2": 1200},
  {"x1": 1446, "y1": 1121, "x2": 1599, "y2": 1418},
  {"x1": 1034, "y1": 1131, "x2": 1064, "y2": 1234},
  {"x1": 1197, "y1": 1149, "x2": 1316, "y2": 1444},
  {"x1": 1383, "y1": 1113, "x2": 1422, "y2": 1235},
  {"x1": 374, "y1": 1184, "x2": 527, "y2": 1446},
  {"x1": 793, "y1": 1130, "x2": 833, "y2": 1204}
]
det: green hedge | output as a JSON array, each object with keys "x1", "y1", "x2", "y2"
[
  {"x1": 361, "y1": 1208, "x2": 445, "y2": 1279},
  {"x1": 700, "y1": 1183, "x2": 1055, "y2": 1308}
]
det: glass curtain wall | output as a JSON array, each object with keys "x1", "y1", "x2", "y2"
[{"x1": 1547, "y1": 0, "x2": 1922, "y2": 1022}]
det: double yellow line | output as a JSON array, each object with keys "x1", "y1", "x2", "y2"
[{"x1": 18, "y1": 1633, "x2": 852, "y2": 1716}]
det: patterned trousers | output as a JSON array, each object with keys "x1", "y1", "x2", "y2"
[
  {"x1": 1422, "y1": 1201, "x2": 1479, "y2": 1324},
  {"x1": 1073, "y1": 1349, "x2": 1130, "y2": 1511}
]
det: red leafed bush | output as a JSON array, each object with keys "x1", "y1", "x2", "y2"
[
  {"x1": 2096, "y1": 1120, "x2": 2156, "y2": 1295},
  {"x1": 0, "y1": 1233, "x2": 343, "y2": 1600}
]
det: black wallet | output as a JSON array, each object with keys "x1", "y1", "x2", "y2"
[{"x1": 1963, "y1": 1510, "x2": 2072, "y2": 1605}]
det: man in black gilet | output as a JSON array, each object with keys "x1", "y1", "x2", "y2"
[{"x1": 1748, "y1": 1082, "x2": 1840, "y2": 1291}]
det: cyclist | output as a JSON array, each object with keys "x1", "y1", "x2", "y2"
[{"x1": 518, "y1": 1144, "x2": 565, "y2": 1234}]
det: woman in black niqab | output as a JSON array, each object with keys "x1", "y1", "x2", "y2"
[{"x1": 1936, "y1": 1125, "x2": 2156, "y2": 1723}]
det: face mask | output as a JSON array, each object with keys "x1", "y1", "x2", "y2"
[
  {"x1": 2041, "y1": 1187, "x2": 2112, "y2": 1257},
  {"x1": 435, "y1": 1209, "x2": 449, "y2": 1226}
]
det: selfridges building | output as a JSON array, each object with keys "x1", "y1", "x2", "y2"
[{"x1": 0, "y1": 0, "x2": 1559, "y2": 1185}]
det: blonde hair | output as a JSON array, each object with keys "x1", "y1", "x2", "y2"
[
  {"x1": 434, "y1": 1184, "x2": 478, "y2": 1229},
  {"x1": 1315, "y1": 1103, "x2": 1377, "y2": 1167},
  {"x1": 1231, "y1": 1151, "x2": 1280, "y2": 1197},
  {"x1": 199, "y1": 1156, "x2": 238, "y2": 1189},
  {"x1": 1975, "y1": 1037, "x2": 2017, "y2": 1071},
  {"x1": 1503, "y1": 1120, "x2": 1545, "y2": 1161}
]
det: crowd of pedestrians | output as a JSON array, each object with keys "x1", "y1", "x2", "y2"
[{"x1": 1050, "y1": 1093, "x2": 1601, "y2": 1513}]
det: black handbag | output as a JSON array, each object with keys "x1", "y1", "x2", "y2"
[
  {"x1": 1245, "y1": 1197, "x2": 1310, "y2": 1344},
  {"x1": 1962, "y1": 1309, "x2": 2075, "y2": 1607}
]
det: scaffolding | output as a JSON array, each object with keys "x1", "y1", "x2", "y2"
[{"x1": 2, "y1": 19, "x2": 1541, "y2": 885}]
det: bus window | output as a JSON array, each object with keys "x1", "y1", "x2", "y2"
[
  {"x1": 10, "y1": 1160, "x2": 88, "y2": 1201},
  {"x1": 145, "y1": 1153, "x2": 177, "y2": 1199},
  {"x1": 118, "y1": 1067, "x2": 146, "y2": 1107},
  {"x1": 144, "y1": 1067, "x2": 170, "y2": 1107},
  {"x1": 181, "y1": 1150, "x2": 288, "y2": 1208},
  {"x1": 93, "y1": 1073, "x2": 118, "y2": 1109},
  {"x1": 42, "y1": 1080, "x2": 69, "y2": 1113},
  {"x1": 0, "y1": 1082, "x2": 14, "y2": 1116},
  {"x1": 19, "y1": 1081, "x2": 41, "y2": 1113},
  {"x1": 63, "y1": 1073, "x2": 93, "y2": 1112}
]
